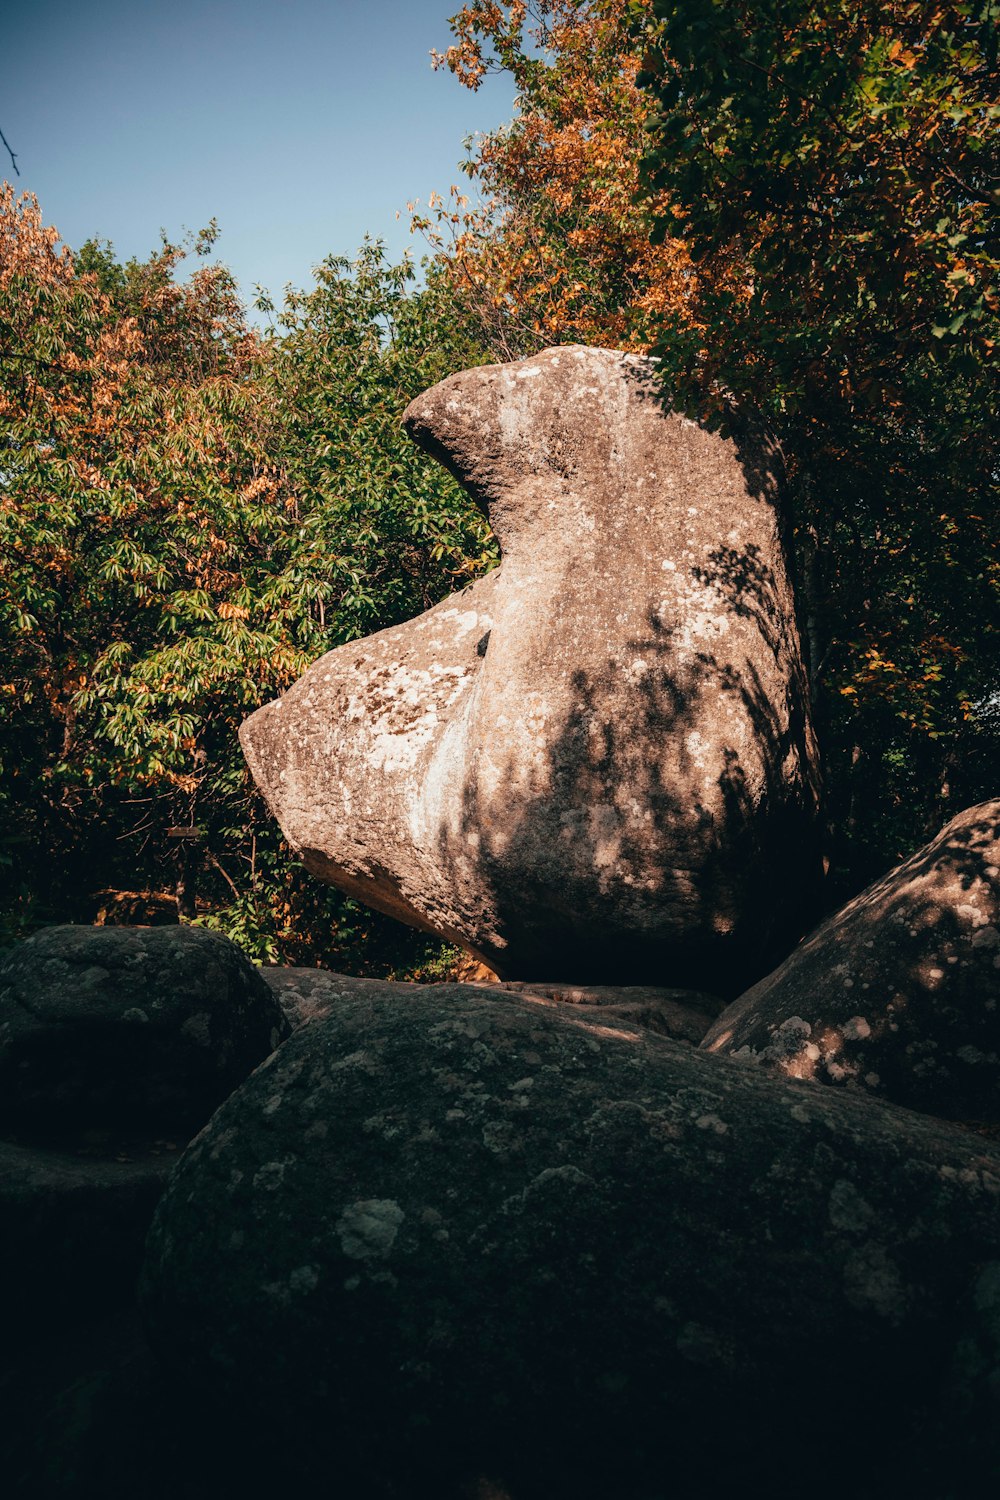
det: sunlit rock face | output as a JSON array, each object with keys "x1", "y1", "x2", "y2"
[
  {"x1": 241, "y1": 346, "x2": 821, "y2": 992},
  {"x1": 702, "y1": 800, "x2": 1000, "y2": 1120}
]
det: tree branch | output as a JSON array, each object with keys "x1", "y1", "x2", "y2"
[{"x1": 0, "y1": 125, "x2": 19, "y2": 176}]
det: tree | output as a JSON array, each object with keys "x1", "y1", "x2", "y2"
[
  {"x1": 0, "y1": 188, "x2": 495, "y2": 970},
  {"x1": 639, "y1": 0, "x2": 1000, "y2": 883},
  {"x1": 427, "y1": 0, "x2": 697, "y2": 354}
]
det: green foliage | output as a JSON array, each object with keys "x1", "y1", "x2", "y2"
[
  {"x1": 261, "y1": 242, "x2": 497, "y2": 643},
  {"x1": 638, "y1": 0, "x2": 1000, "y2": 886},
  {"x1": 0, "y1": 190, "x2": 496, "y2": 969},
  {"x1": 641, "y1": 0, "x2": 998, "y2": 399}
]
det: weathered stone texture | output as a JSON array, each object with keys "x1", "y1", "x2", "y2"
[
  {"x1": 142, "y1": 984, "x2": 1000, "y2": 1495},
  {"x1": 703, "y1": 800, "x2": 1000, "y2": 1121},
  {"x1": 258, "y1": 965, "x2": 724, "y2": 1045},
  {"x1": 257, "y1": 966, "x2": 418, "y2": 1030},
  {"x1": 241, "y1": 346, "x2": 821, "y2": 993},
  {"x1": 0, "y1": 925, "x2": 289, "y2": 1134}
]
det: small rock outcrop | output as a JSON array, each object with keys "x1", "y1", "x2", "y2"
[
  {"x1": 241, "y1": 346, "x2": 821, "y2": 994},
  {"x1": 258, "y1": 966, "x2": 418, "y2": 1030},
  {"x1": 702, "y1": 800, "x2": 1000, "y2": 1121},
  {"x1": 486, "y1": 979, "x2": 726, "y2": 1044},
  {"x1": 141, "y1": 983, "x2": 1000, "y2": 1495},
  {"x1": 258, "y1": 965, "x2": 725, "y2": 1045},
  {"x1": 0, "y1": 1140, "x2": 174, "y2": 1336},
  {"x1": 0, "y1": 924, "x2": 289, "y2": 1134},
  {"x1": 0, "y1": 925, "x2": 289, "y2": 1340}
]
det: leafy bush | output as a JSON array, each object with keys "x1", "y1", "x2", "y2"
[{"x1": 0, "y1": 189, "x2": 496, "y2": 970}]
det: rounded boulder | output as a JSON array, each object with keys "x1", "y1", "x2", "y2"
[
  {"x1": 702, "y1": 800, "x2": 1000, "y2": 1121},
  {"x1": 141, "y1": 983, "x2": 1000, "y2": 1495},
  {"x1": 0, "y1": 925, "x2": 289, "y2": 1135}
]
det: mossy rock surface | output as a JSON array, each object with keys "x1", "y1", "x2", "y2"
[{"x1": 142, "y1": 982, "x2": 1000, "y2": 1496}]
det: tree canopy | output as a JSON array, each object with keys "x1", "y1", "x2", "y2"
[
  {"x1": 637, "y1": 0, "x2": 999, "y2": 880},
  {"x1": 0, "y1": 187, "x2": 494, "y2": 968},
  {"x1": 425, "y1": 0, "x2": 698, "y2": 352}
]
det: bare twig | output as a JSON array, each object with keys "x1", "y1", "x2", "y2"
[
  {"x1": 206, "y1": 849, "x2": 241, "y2": 900},
  {"x1": 0, "y1": 125, "x2": 19, "y2": 176}
]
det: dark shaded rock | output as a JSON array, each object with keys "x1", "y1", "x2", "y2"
[
  {"x1": 0, "y1": 1138, "x2": 174, "y2": 1336},
  {"x1": 1, "y1": 1310, "x2": 243, "y2": 1499},
  {"x1": 241, "y1": 346, "x2": 821, "y2": 994},
  {"x1": 0, "y1": 925, "x2": 289, "y2": 1135},
  {"x1": 141, "y1": 983, "x2": 1000, "y2": 1496},
  {"x1": 703, "y1": 800, "x2": 1000, "y2": 1121},
  {"x1": 258, "y1": 966, "x2": 724, "y2": 1046},
  {"x1": 2, "y1": 1311, "x2": 530, "y2": 1500}
]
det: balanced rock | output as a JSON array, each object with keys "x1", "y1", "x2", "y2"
[
  {"x1": 241, "y1": 346, "x2": 821, "y2": 993},
  {"x1": 703, "y1": 800, "x2": 1000, "y2": 1122},
  {"x1": 0, "y1": 925, "x2": 289, "y2": 1134},
  {"x1": 142, "y1": 984, "x2": 1000, "y2": 1496}
]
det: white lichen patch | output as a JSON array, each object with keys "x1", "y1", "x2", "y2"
[
  {"x1": 253, "y1": 1157, "x2": 296, "y2": 1192},
  {"x1": 843, "y1": 1242, "x2": 909, "y2": 1323},
  {"x1": 289, "y1": 1264, "x2": 319, "y2": 1294},
  {"x1": 829, "y1": 1179, "x2": 875, "y2": 1233},
  {"x1": 336, "y1": 1199, "x2": 405, "y2": 1261},
  {"x1": 180, "y1": 1012, "x2": 212, "y2": 1046}
]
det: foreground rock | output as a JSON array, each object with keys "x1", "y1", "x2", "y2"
[
  {"x1": 142, "y1": 984, "x2": 1000, "y2": 1496},
  {"x1": 0, "y1": 925, "x2": 289, "y2": 1135},
  {"x1": 241, "y1": 346, "x2": 821, "y2": 993},
  {"x1": 703, "y1": 800, "x2": 1000, "y2": 1122},
  {"x1": 0, "y1": 1140, "x2": 175, "y2": 1337}
]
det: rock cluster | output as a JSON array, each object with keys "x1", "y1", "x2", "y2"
[
  {"x1": 241, "y1": 345, "x2": 821, "y2": 994},
  {"x1": 5, "y1": 824, "x2": 1000, "y2": 1494}
]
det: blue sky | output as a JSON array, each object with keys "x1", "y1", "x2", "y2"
[{"x1": 4, "y1": 0, "x2": 516, "y2": 308}]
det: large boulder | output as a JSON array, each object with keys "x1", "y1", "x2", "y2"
[
  {"x1": 241, "y1": 346, "x2": 821, "y2": 993},
  {"x1": 0, "y1": 925, "x2": 289, "y2": 1135},
  {"x1": 702, "y1": 800, "x2": 1000, "y2": 1121},
  {"x1": 141, "y1": 983, "x2": 1000, "y2": 1496}
]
